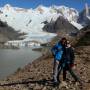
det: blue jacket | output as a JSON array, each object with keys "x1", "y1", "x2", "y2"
[{"x1": 51, "y1": 42, "x2": 63, "y2": 61}]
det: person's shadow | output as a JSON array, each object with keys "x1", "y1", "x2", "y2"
[{"x1": 0, "y1": 78, "x2": 54, "y2": 87}]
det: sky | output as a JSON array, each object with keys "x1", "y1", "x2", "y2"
[{"x1": 0, "y1": 0, "x2": 90, "y2": 11}]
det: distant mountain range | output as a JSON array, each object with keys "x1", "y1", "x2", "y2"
[{"x1": 0, "y1": 4, "x2": 90, "y2": 43}]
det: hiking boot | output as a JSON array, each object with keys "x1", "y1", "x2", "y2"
[{"x1": 53, "y1": 81, "x2": 59, "y2": 87}]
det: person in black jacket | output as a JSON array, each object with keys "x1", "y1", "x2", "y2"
[
  {"x1": 57, "y1": 41, "x2": 81, "y2": 83},
  {"x1": 63, "y1": 40, "x2": 76, "y2": 81}
]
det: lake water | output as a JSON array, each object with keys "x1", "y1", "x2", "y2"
[{"x1": 0, "y1": 48, "x2": 41, "y2": 80}]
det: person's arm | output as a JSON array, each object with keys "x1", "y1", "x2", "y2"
[
  {"x1": 51, "y1": 44, "x2": 57, "y2": 56},
  {"x1": 70, "y1": 47, "x2": 75, "y2": 67}
]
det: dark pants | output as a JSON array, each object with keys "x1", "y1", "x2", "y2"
[{"x1": 57, "y1": 63, "x2": 80, "y2": 82}]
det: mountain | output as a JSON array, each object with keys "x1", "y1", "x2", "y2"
[
  {"x1": 0, "y1": 4, "x2": 83, "y2": 44},
  {"x1": 78, "y1": 8, "x2": 90, "y2": 25},
  {"x1": 43, "y1": 16, "x2": 79, "y2": 35},
  {"x1": 0, "y1": 20, "x2": 20, "y2": 43}
]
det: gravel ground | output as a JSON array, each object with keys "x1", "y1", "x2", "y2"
[{"x1": 0, "y1": 46, "x2": 90, "y2": 90}]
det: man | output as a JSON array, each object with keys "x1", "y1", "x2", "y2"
[
  {"x1": 58, "y1": 41, "x2": 81, "y2": 83},
  {"x1": 51, "y1": 37, "x2": 67, "y2": 85}
]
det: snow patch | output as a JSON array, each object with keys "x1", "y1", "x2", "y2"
[{"x1": 71, "y1": 21, "x2": 83, "y2": 30}]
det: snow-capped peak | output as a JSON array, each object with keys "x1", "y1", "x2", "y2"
[
  {"x1": 36, "y1": 5, "x2": 49, "y2": 11},
  {"x1": 3, "y1": 4, "x2": 13, "y2": 10},
  {"x1": 51, "y1": 5, "x2": 79, "y2": 22},
  {"x1": 35, "y1": 5, "x2": 48, "y2": 14},
  {"x1": 4, "y1": 4, "x2": 12, "y2": 8},
  {"x1": 0, "y1": 4, "x2": 82, "y2": 44}
]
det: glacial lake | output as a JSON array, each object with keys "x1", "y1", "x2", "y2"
[{"x1": 0, "y1": 47, "x2": 41, "y2": 80}]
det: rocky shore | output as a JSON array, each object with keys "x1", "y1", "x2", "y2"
[{"x1": 0, "y1": 45, "x2": 90, "y2": 90}]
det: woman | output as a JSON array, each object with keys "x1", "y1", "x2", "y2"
[{"x1": 61, "y1": 41, "x2": 80, "y2": 82}]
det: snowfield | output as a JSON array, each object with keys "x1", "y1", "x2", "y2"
[{"x1": 0, "y1": 4, "x2": 84, "y2": 46}]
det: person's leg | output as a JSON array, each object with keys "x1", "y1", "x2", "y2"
[
  {"x1": 57, "y1": 63, "x2": 63, "y2": 82},
  {"x1": 53, "y1": 60, "x2": 59, "y2": 83},
  {"x1": 68, "y1": 65, "x2": 81, "y2": 82},
  {"x1": 63, "y1": 66, "x2": 67, "y2": 81}
]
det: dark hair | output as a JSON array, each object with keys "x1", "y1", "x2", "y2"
[
  {"x1": 61, "y1": 37, "x2": 67, "y2": 41},
  {"x1": 60, "y1": 37, "x2": 67, "y2": 45}
]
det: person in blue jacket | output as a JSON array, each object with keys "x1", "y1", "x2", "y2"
[{"x1": 51, "y1": 37, "x2": 67, "y2": 84}]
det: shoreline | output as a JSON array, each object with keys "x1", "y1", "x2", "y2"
[
  {"x1": 0, "y1": 46, "x2": 90, "y2": 90},
  {"x1": 0, "y1": 44, "x2": 19, "y2": 49},
  {"x1": 0, "y1": 47, "x2": 41, "y2": 81},
  {"x1": 1, "y1": 54, "x2": 45, "y2": 81}
]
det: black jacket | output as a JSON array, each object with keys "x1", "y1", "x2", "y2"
[{"x1": 65, "y1": 47, "x2": 75, "y2": 64}]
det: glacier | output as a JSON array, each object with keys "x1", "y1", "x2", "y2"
[{"x1": 0, "y1": 4, "x2": 83, "y2": 47}]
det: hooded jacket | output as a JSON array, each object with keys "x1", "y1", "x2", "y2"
[{"x1": 51, "y1": 42, "x2": 63, "y2": 61}]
